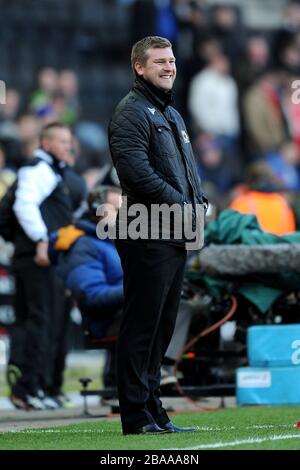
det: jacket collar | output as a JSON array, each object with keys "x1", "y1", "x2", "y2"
[
  {"x1": 34, "y1": 148, "x2": 54, "y2": 164},
  {"x1": 76, "y1": 219, "x2": 115, "y2": 244},
  {"x1": 34, "y1": 148, "x2": 66, "y2": 172},
  {"x1": 132, "y1": 75, "x2": 174, "y2": 111},
  {"x1": 75, "y1": 219, "x2": 97, "y2": 236}
]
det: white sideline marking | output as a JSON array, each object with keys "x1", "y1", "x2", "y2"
[
  {"x1": 167, "y1": 433, "x2": 300, "y2": 450},
  {"x1": 1, "y1": 429, "x2": 104, "y2": 434},
  {"x1": 194, "y1": 424, "x2": 292, "y2": 432}
]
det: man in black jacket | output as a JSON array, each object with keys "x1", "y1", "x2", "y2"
[{"x1": 109, "y1": 36, "x2": 207, "y2": 435}]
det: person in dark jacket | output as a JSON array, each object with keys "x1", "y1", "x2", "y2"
[{"x1": 108, "y1": 36, "x2": 207, "y2": 435}]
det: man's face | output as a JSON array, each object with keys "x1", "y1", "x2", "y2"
[
  {"x1": 135, "y1": 47, "x2": 176, "y2": 91},
  {"x1": 42, "y1": 128, "x2": 73, "y2": 162}
]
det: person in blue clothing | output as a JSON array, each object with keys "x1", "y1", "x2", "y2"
[
  {"x1": 49, "y1": 184, "x2": 123, "y2": 387},
  {"x1": 265, "y1": 141, "x2": 300, "y2": 192}
]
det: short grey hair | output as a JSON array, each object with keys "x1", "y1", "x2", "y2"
[{"x1": 131, "y1": 36, "x2": 172, "y2": 72}]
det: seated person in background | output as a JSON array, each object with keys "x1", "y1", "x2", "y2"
[
  {"x1": 195, "y1": 134, "x2": 235, "y2": 195},
  {"x1": 49, "y1": 184, "x2": 123, "y2": 388},
  {"x1": 229, "y1": 161, "x2": 296, "y2": 236},
  {"x1": 265, "y1": 141, "x2": 300, "y2": 192}
]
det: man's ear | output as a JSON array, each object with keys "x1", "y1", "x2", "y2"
[
  {"x1": 134, "y1": 62, "x2": 144, "y2": 76},
  {"x1": 40, "y1": 137, "x2": 50, "y2": 152}
]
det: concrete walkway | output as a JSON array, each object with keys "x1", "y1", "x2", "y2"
[{"x1": 0, "y1": 396, "x2": 236, "y2": 432}]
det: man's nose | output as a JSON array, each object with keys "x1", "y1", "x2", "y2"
[{"x1": 163, "y1": 63, "x2": 173, "y2": 71}]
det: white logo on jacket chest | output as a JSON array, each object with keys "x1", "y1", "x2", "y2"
[
  {"x1": 147, "y1": 107, "x2": 156, "y2": 115},
  {"x1": 181, "y1": 129, "x2": 190, "y2": 143}
]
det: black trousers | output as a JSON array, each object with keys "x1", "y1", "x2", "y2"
[
  {"x1": 115, "y1": 239, "x2": 187, "y2": 432},
  {"x1": 40, "y1": 275, "x2": 71, "y2": 395},
  {"x1": 10, "y1": 258, "x2": 69, "y2": 396}
]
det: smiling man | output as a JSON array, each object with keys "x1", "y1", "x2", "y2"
[{"x1": 108, "y1": 36, "x2": 207, "y2": 435}]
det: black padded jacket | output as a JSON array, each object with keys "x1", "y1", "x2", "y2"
[{"x1": 108, "y1": 77, "x2": 207, "y2": 241}]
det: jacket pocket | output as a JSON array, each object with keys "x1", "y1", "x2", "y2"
[{"x1": 153, "y1": 123, "x2": 177, "y2": 157}]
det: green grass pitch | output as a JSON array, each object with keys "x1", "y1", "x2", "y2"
[{"x1": 1, "y1": 406, "x2": 300, "y2": 450}]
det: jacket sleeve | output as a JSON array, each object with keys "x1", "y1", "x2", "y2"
[
  {"x1": 66, "y1": 261, "x2": 124, "y2": 310},
  {"x1": 13, "y1": 161, "x2": 58, "y2": 241},
  {"x1": 109, "y1": 107, "x2": 186, "y2": 205}
]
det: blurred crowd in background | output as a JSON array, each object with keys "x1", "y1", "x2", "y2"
[{"x1": 1, "y1": 0, "x2": 300, "y2": 222}]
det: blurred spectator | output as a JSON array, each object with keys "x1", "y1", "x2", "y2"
[
  {"x1": 16, "y1": 114, "x2": 41, "y2": 143},
  {"x1": 210, "y1": 4, "x2": 245, "y2": 67},
  {"x1": 0, "y1": 89, "x2": 20, "y2": 122},
  {"x1": 131, "y1": 0, "x2": 157, "y2": 43},
  {"x1": 282, "y1": 74, "x2": 300, "y2": 152},
  {"x1": 0, "y1": 89, "x2": 22, "y2": 168},
  {"x1": 75, "y1": 121, "x2": 108, "y2": 153},
  {"x1": 295, "y1": 29, "x2": 300, "y2": 50},
  {"x1": 29, "y1": 67, "x2": 59, "y2": 116},
  {"x1": 0, "y1": 143, "x2": 16, "y2": 200},
  {"x1": 174, "y1": 0, "x2": 210, "y2": 59},
  {"x1": 229, "y1": 161, "x2": 296, "y2": 236},
  {"x1": 279, "y1": 42, "x2": 300, "y2": 75},
  {"x1": 179, "y1": 37, "x2": 222, "y2": 117},
  {"x1": 155, "y1": 0, "x2": 178, "y2": 44},
  {"x1": 51, "y1": 92, "x2": 69, "y2": 122},
  {"x1": 243, "y1": 70, "x2": 288, "y2": 157},
  {"x1": 57, "y1": 69, "x2": 80, "y2": 125},
  {"x1": 74, "y1": 121, "x2": 111, "y2": 172},
  {"x1": 11, "y1": 114, "x2": 41, "y2": 166},
  {"x1": 131, "y1": 0, "x2": 177, "y2": 45},
  {"x1": 272, "y1": 0, "x2": 300, "y2": 68},
  {"x1": 194, "y1": 134, "x2": 235, "y2": 194},
  {"x1": 236, "y1": 35, "x2": 271, "y2": 93},
  {"x1": 188, "y1": 54, "x2": 240, "y2": 154},
  {"x1": 8, "y1": 123, "x2": 79, "y2": 410},
  {"x1": 265, "y1": 140, "x2": 300, "y2": 191},
  {"x1": 28, "y1": 68, "x2": 80, "y2": 126}
]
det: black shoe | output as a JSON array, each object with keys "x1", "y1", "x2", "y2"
[
  {"x1": 123, "y1": 423, "x2": 170, "y2": 435},
  {"x1": 159, "y1": 421, "x2": 196, "y2": 433}
]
